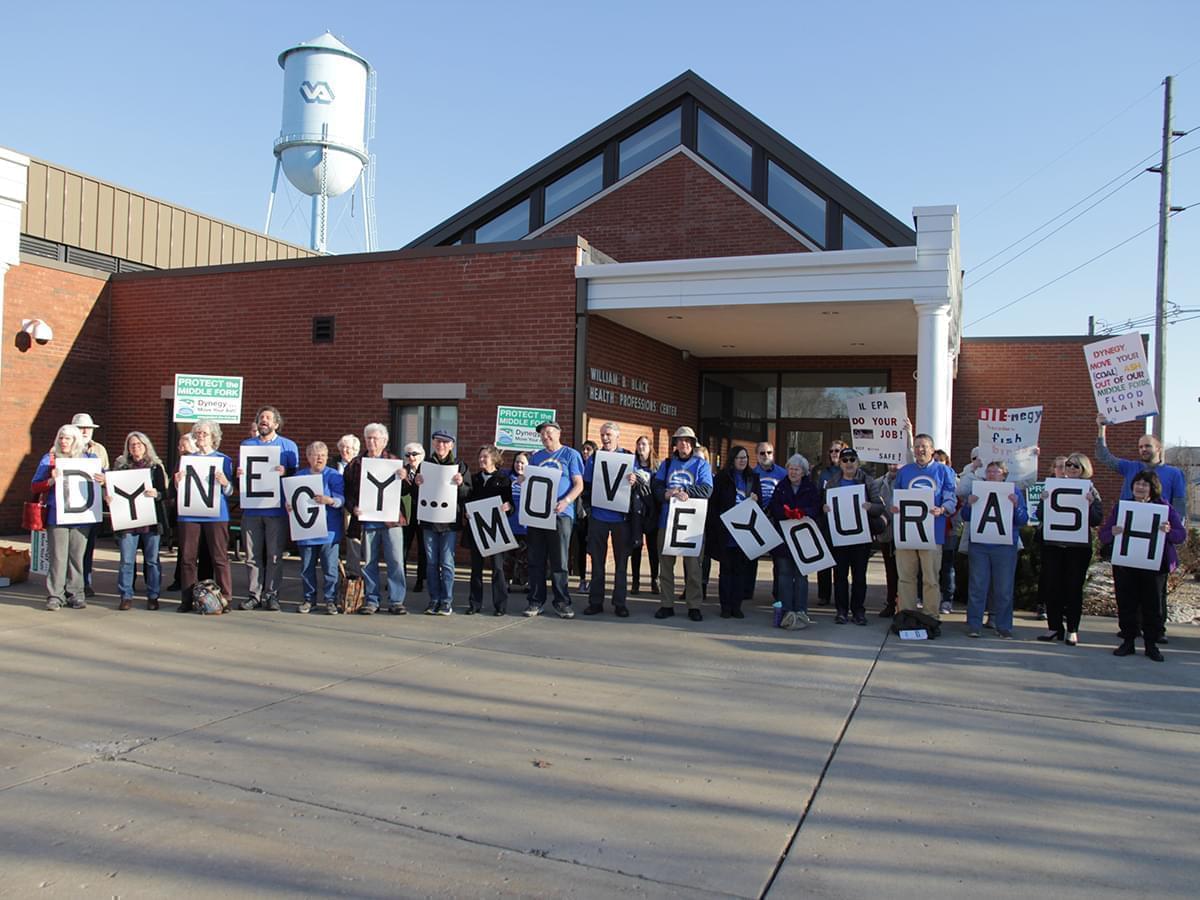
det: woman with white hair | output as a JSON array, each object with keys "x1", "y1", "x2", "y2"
[
  {"x1": 335, "y1": 434, "x2": 360, "y2": 474},
  {"x1": 174, "y1": 420, "x2": 234, "y2": 611},
  {"x1": 30, "y1": 424, "x2": 104, "y2": 610},
  {"x1": 111, "y1": 431, "x2": 168, "y2": 610},
  {"x1": 766, "y1": 453, "x2": 820, "y2": 629}
]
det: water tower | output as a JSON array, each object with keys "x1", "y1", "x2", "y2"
[{"x1": 265, "y1": 32, "x2": 377, "y2": 253}]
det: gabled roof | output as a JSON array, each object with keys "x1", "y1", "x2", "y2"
[{"x1": 404, "y1": 70, "x2": 916, "y2": 250}]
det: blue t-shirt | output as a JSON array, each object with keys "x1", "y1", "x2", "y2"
[
  {"x1": 754, "y1": 463, "x2": 787, "y2": 508},
  {"x1": 583, "y1": 448, "x2": 632, "y2": 523},
  {"x1": 508, "y1": 472, "x2": 527, "y2": 536},
  {"x1": 895, "y1": 460, "x2": 957, "y2": 544},
  {"x1": 293, "y1": 466, "x2": 345, "y2": 546},
  {"x1": 529, "y1": 445, "x2": 585, "y2": 520},
  {"x1": 653, "y1": 454, "x2": 714, "y2": 529},
  {"x1": 240, "y1": 434, "x2": 300, "y2": 518}
]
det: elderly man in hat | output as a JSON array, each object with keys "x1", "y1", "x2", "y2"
[
  {"x1": 652, "y1": 426, "x2": 713, "y2": 621},
  {"x1": 523, "y1": 420, "x2": 584, "y2": 618},
  {"x1": 71, "y1": 413, "x2": 108, "y2": 597}
]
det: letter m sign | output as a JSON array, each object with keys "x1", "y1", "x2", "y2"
[{"x1": 300, "y1": 81, "x2": 335, "y2": 104}]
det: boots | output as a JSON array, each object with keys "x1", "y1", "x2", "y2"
[
  {"x1": 1145, "y1": 641, "x2": 1164, "y2": 662},
  {"x1": 1113, "y1": 638, "x2": 1135, "y2": 657}
]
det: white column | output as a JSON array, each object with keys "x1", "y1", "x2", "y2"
[
  {"x1": 0, "y1": 147, "x2": 31, "y2": 393},
  {"x1": 914, "y1": 299, "x2": 952, "y2": 452}
]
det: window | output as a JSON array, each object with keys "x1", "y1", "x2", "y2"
[
  {"x1": 475, "y1": 199, "x2": 531, "y2": 243},
  {"x1": 767, "y1": 161, "x2": 826, "y2": 246},
  {"x1": 544, "y1": 155, "x2": 604, "y2": 222},
  {"x1": 389, "y1": 404, "x2": 459, "y2": 456},
  {"x1": 779, "y1": 372, "x2": 887, "y2": 418},
  {"x1": 696, "y1": 109, "x2": 752, "y2": 190},
  {"x1": 618, "y1": 108, "x2": 682, "y2": 178},
  {"x1": 701, "y1": 373, "x2": 776, "y2": 421},
  {"x1": 842, "y1": 214, "x2": 886, "y2": 250}
]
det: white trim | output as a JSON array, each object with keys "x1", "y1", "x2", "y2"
[
  {"x1": 382, "y1": 383, "x2": 467, "y2": 401},
  {"x1": 578, "y1": 245, "x2": 914, "y2": 281}
]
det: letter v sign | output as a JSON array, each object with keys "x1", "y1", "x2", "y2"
[{"x1": 300, "y1": 81, "x2": 335, "y2": 104}]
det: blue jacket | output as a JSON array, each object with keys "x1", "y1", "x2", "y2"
[
  {"x1": 293, "y1": 466, "x2": 345, "y2": 546},
  {"x1": 895, "y1": 461, "x2": 958, "y2": 544},
  {"x1": 652, "y1": 453, "x2": 714, "y2": 530}
]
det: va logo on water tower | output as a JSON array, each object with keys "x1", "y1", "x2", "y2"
[{"x1": 299, "y1": 81, "x2": 335, "y2": 104}]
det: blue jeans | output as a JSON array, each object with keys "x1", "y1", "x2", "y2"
[
  {"x1": 362, "y1": 525, "x2": 406, "y2": 610},
  {"x1": 116, "y1": 531, "x2": 160, "y2": 599},
  {"x1": 775, "y1": 554, "x2": 809, "y2": 613},
  {"x1": 967, "y1": 543, "x2": 1018, "y2": 632},
  {"x1": 300, "y1": 542, "x2": 340, "y2": 603},
  {"x1": 423, "y1": 529, "x2": 458, "y2": 606}
]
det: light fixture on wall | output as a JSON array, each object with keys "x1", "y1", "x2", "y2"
[{"x1": 21, "y1": 319, "x2": 54, "y2": 344}]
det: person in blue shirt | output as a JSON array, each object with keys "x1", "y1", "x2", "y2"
[
  {"x1": 506, "y1": 452, "x2": 531, "y2": 591},
  {"x1": 582, "y1": 422, "x2": 638, "y2": 617},
  {"x1": 237, "y1": 406, "x2": 299, "y2": 611},
  {"x1": 288, "y1": 441, "x2": 344, "y2": 615},
  {"x1": 752, "y1": 441, "x2": 788, "y2": 606},
  {"x1": 891, "y1": 433, "x2": 957, "y2": 622},
  {"x1": 1094, "y1": 414, "x2": 1187, "y2": 517},
  {"x1": 652, "y1": 426, "x2": 714, "y2": 621},
  {"x1": 961, "y1": 460, "x2": 1028, "y2": 638},
  {"x1": 524, "y1": 421, "x2": 585, "y2": 619},
  {"x1": 175, "y1": 420, "x2": 235, "y2": 611}
]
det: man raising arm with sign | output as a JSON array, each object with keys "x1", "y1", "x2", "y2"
[{"x1": 1095, "y1": 414, "x2": 1187, "y2": 516}]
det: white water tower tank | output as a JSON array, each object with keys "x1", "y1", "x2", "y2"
[{"x1": 274, "y1": 32, "x2": 370, "y2": 198}]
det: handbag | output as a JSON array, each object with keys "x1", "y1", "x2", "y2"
[
  {"x1": 22, "y1": 496, "x2": 47, "y2": 532},
  {"x1": 337, "y1": 561, "x2": 364, "y2": 615}
]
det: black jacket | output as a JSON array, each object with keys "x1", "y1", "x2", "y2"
[{"x1": 706, "y1": 467, "x2": 762, "y2": 549}]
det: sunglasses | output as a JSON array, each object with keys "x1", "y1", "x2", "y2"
[
  {"x1": 404, "y1": 452, "x2": 421, "y2": 457},
  {"x1": 1064, "y1": 461, "x2": 1082, "y2": 468},
  {"x1": 758, "y1": 451, "x2": 773, "y2": 456}
]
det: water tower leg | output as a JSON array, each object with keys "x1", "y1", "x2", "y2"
[
  {"x1": 359, "y1": 171, "x2": 371, "y2": 252},
  {"x1": 310, "y1": 196, "x2": 321, "y2": 253},
  {"x1": 265, "y1": 158, "x2": 282, "y2": 233}
]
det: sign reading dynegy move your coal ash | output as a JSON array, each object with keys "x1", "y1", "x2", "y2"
[
  {"x1": 1083, "y1": 332, "x2": 1158, "y2": 425},
  {"x1": 978, "y1": 405, "x2": 1042, "y2": 484}
]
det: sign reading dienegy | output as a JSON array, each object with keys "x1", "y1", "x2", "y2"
[
  {"x1": 495, "y1": 406, "x2": 556, "y2": 453},
  {"x1": 847, "y1": 392, "x2": 910, "y2": 464},
  {"x1": 174, "y1": 374, "x2": 244, "y2": 424},
  {"x1": 1083, "y1": 333, "x2": 1158, "y2": 425},
  {"x1": 978, "y1": 406, "x2": 1042, "y2": 484}
]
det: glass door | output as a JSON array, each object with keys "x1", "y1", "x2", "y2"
[{"x1": 778, "y1": 419, "x2": 854, "y2": 471}]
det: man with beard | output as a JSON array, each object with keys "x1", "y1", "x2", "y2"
[{"x1": 238, "y1": 406, "x2": 299, "y2": 611}]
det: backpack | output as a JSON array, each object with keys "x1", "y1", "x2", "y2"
[
  {"x1": 890, "y1": 609, "x2": 941, "y2": 639},
  {"x1": 192, "y1": 579, "x2": 228, "y2": 615}
]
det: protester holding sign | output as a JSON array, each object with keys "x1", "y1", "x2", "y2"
[
  {"x1": 766, "y1": 455, "x2": 820, "y2": 630},
  {"x1": 524, "y1": 421, "x2": 585, "y2": 619},
  {"x1": 287, "y1": 442, "x2": 344, "y2": 615},
  {"x1": 708, "y1": 446, "x2": 761, "y2": 619},
  {"x1": 1094, "y1": 415, "x2": 1187, "y2": 516},
  {"x1": 465, "y1": 445, "x2": 513, "y2": 615},
  {"x1": 821, "y1": 448, "x2": 884, "y2": 626},
  {"x1": 629, "y1": 436, "x2": 660, "y2": 597},
  {"x1": 814, "y1": 441, "x2": 846, "y2": 608},
  {"x1": 1099, "y1": 472, "x2": 1186, "y2": 662},
  {"x1": 506, "y1": 452, "x2": 531, "y2": 590},
  {"x1": 752, "y1": 442, "x2": 788, "y2": 606},
  {"x1": 237, "y1": 406, "x2": 299, "y2": 612},
  {"x1": 892, "y1": 434, "x2": 957, "y2": 623},
  {"x1": 872, "y1": 464, "x2": 901, "y2": 618},
  {"x1": 343, "y1": 423, "x2": 408, "y2": 615},
  {"x1": 175, "y1": 420, "x2": 234, "y2": 611},
  {"x1": 109, "y1": 432, "x2": 168, "y2": 611},
  {"x1": 652, "y1": 427, "x2": 713, "y2": 621},
  {"x1": 401, "y1": 443, "x2": 427, "y2": 595},
  {"x1": 30, "y1": 425, "x2": 102, "y2": 611},
  {"x1": 71, "y1": 413, "x2": 108, "y2": 600},
  {"x1": 417, "y1": 430, "x2": 470, "y2": 616},
  {"x1": 582, "y1": 424, "x2": 638, "y2": 617},
  {"x1": 1035, "y1": 454, "x2": 1103, "y2": 646},
  {"x1": 962, "y1": 461, "x2": 1027, "y2": 638}
]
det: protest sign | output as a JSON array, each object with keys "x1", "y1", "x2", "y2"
[
  {"x1": 173, "y1": 373, "x2": 243, "y2": 424},
  {"x1": 282, "y1": 474, "x2": 328, "y2": 542},
  {"x1": 1041, "y1": 478, "x2": 1093, "y2": 544},
  {"x1": 54, "y1": 458, "x2": 104, "y2": 525},
  {"x1": 466, "y1": 495, "x2": 518, "y2": 557},
  {"x1": 662, "y1": 498, "x2": 708, "y2": 557},
  {"x1": 357, "y1": 457, "x2": 405, "y2": 523},
  {"x1": 1083, "y1": 333, "x2": 1158, "y2": 425},
  {"x1": 519, "y1": 464, "x2": 561, "y2": 531},
  {"x1": 847, "y1": 392, "x2": 910, "y2": 464},
  {"x1": 106, "y1": 469, "x2": 157, "y2": 531},
  {"x1": 178, "y1": 456, "x2": 222, "y2": 518},
  {"x1": 1026, "y1": 481, "x2": 1046, "y2": 524},
  {"x1": 892, "y1": 488, "x2": 937, "y2": 549},
  {"x1": 978, "y1": 405, "x2": 1042, "y2": 484},
  {"x1": 417, "y1": 463, "x2": 460, "y2": 525},
  {"x1": 495, "y1": 405, "x2": 556, "y2": 453},
  {"x1": 591, "y1": 450, "x2": 633, "y2": 514},
  {"x1": 780, "y1": 518, "x2": 835, "y2": 575},
  {"x1": 826, "y1": 483, "x2": 871, "y2": 547},
  {"x1": 969, "y1": 481, "x2": 1015, "y2": 546},
  {"x1": 719, "y1": 500, "x2": 783, "y2": 560},
  {"x1": 239, "y1": 445, "x2": 281, "y2": 510},
  {"x1": 1110, "y1": 500, "x2": 1169, "y2": 572},
  {"x1": 31, "y1": 528, "x2": 50, "y2": 576}
]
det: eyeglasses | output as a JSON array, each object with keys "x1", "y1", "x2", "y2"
[
  {"x1": 840, "y1": 456, "x2": 858, "y2": 463},
  {"x1": 758, "y1": 451, "x2": 773, "y2": 456},
  {"x1": 404, "y1": 452, "x2": 421, "y2": 457}
]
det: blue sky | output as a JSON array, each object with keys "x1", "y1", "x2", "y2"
[{"x1": 5, "y1": 0, "x2": 1198, "y2": 444}]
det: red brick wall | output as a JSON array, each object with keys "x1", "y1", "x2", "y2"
[
  {"x1": 953, "y1": 337, "x2": 1144, "y2": 503},
  {"x1": 1, "y1": 260, "x2": 111, "y2": 532},
  {"x1": 103, "y1": 245, "x2": 581, "y2": 478},
  {"x1": 542, "y1": 152, "x2": 810, "y2": 262}
]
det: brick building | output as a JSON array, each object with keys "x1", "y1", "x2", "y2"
[{"x1": 1, "y1": 73, "x2": 1144, "y2": 533}]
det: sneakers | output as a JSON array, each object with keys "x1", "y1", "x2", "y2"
[
  {"x1": 583, "y1": 605, "x2": 604, "y2": 616},
  {"x1": 552, "y1": 601, "x2": 575, "y2": 619},
  {"x1": 265, "y1": 596, "x2": 281, "y2": 612},
  {"x1": 240, "y1": 598, "x2": 259, "y2": 611},
  {"x1": 687, "y1": 609, "x2": 703, "y2": 622},
  {"x1": 853, "y1": 615, "x2": 867, "y2": 626},
  {"x1": 967, "y1": 629, "x2": 981, "y2": 638},
  {"x1": 326, "y1": 603, "x2": 340, "y2": 615},
  {"x1": 68, "y1": 596, "x2": 87, "y2": 609},
  {"x1": 46, "y1": 598, "x2": 63, "y2": 611},
  {"x1": 1035, "y1": 604, "x2": 1048, "y2": 621},
  {"x1": 464, "y1": 607, "x2": 478, "y2": 615},
  {"x1": 388, "y1": 604, "x2": 408, "y2": 615},
  {"x1": 435, "y1": 603, "x2": 453, "y2": 616},
  {"x1": 731, "y1": 609, "x2": 745, "y2": 619},
  {"x1": 424, "y1": 603, "x2": 438, "y2": 615},
  {"x1": 780, "y1": 611, "x2": 797, "y2": 630},
  {"x1": 653, "y1": 607, "x2": 674, "y2": 619},
  {"x1": 577, "y1": 579, "x2": 590, "y2": 594},
  {"x1": 996, "y1": 629, "x2": 1013, "y2": 639},
  {"x1": 359, "y1": 605, "x2": 377, "y2": 615},
  {"x1": 939, "y1": 601, "x2": 952, "y2": 615},
  {"x1": 493, "y1": 609, "x2": 507, "y2": 616},
  {"x1": 523, "y1": 605, "x2": 543, "y2": 617},
  {"x1": 297, "y1": 600, "x2": 312, "y2": 614}
]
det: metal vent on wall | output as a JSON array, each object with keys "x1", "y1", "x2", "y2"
[
  {"x1": 312, "y1": 315, "x2": 335, "y2": 343},
  {"x1": 65, "y1": 247, "x2": 119, "y2": 273},
  {"x1": 19, "y1": 235, "x2": 60, "y2": 260}
]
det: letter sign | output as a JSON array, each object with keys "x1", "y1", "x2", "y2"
[
  {"x1": 1111, "y1": 500, "x2": 1167, "y2": 572},
  {"x1": 55, "y1": 458, "x2": 104, "y2": 525},
  {"x1": 719, "y1": 500, "x2": 782, "y2": 559},
  {"x1": 662, "y1": 498, "x2": 708, "y2": 557},
  {"x1": 780, "y1": 518, "x2": 835, "y2": 575},
  {"x1": 466, "y1": 495, "x2": 518, "y2": 557},
  {"x1": 1042, "y1": 478, "x2": 1091, "y2": 544},
  {"x1": 239, "y1": 445, "x2": 282, "y2": 510},
  {"x1": 970, "y1": 481, "x2": 1014, "y2": 546},
  {"x1": 893, "y1": 488, "x2": 936, "y2": 550},
  {"x1": 591, "y1": 450, "x2": 633, "y2": 514},
  {"x1": 519, "y1": 464, "x2": 560, "y2": 531},
  {"x1": 358, "y1": 457, "x2": 405, "y2": 523},
  {"x1": 827, "y1": 483, "x2": 870, "y2": 547},
  {"x1": 178, "y1": 456, "x2": 222, "y2": 518},
  {"x1": 106, "y1": 468, "x2": 157, "y2": 531}
]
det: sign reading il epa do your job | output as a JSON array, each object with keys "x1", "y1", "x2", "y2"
[{"x1": 173, "y1": 374, "x2": 244, "y2": 424}]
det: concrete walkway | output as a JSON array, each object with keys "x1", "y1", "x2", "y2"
[{"x1": 0, "y1": 541, "x2": 1196, "y2": 898}]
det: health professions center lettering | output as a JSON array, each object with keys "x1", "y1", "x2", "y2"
[{"x1": 588, "y1": 367, "x2": 678, "y2": 417}]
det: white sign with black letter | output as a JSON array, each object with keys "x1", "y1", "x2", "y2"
[
  {"x1": 466, "y1": 495, "x2": 518, "y2": 557},
  {"x1": 178, "y1": 456, "x2": 222, "y2": 518},
  {"x1": 892, "y1": 488, "x2": 937, "y2": 550},
  {"x1": 1111, "y1": 500, "x2": 1168, "y2": 572},
  {"x1": 357, "y1": 457, "x2": 405, "y2": 523},
  {"x1": 55, "y1": 458, "x2": 104, "y2": 525},
  {"x1": 780, "y1": 517, "x2": 835, "y2": 575},
  {"x1": 590, "y1": 450, "x2": 632, "y2": 514},
  {"x1": 969, "y1": 481, "x2": 1015, "y2": 546},
  {"x1": 519, "y1": 464, "x2": 560, "y2": 531},
  {"x1": 239, "y1": 445, "x2": 281, "y2": 510},
  {"x1": 282, "y1": 474, "x2": 328, "y2": 542},
  {"x1": 1042, "y1": 478, "x2": 1092, "y2": 544},
  {"x1": 663, "y1": 497, "x2": 708, "y2": 557},
  {"x1": 106, "y1": 468, "x2": 157, "y2": 531},
  {"x1": 417, "y1": 463, "x2": 459, "y2": 525},
  {"x1": 719, "y1": 500, "x2": 783, "y2": 559},
  {"x1": 826, "y1": 484, "x2": 871, "y2": 547}
]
